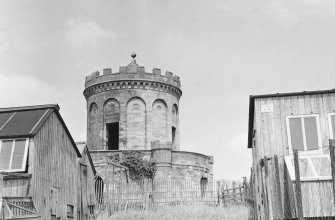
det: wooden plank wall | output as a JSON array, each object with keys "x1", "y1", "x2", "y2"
[
  {"x1": 300, "y1": 180, "x2": 335, "y2": 217},
  {"x1": 78, "y1": 149, "x2": 96, "y2": 205},
  {"x1": 251, "y1": 93, "x2": 335, "y2": 219},
  {"x1": 29, "y1": 112, "x2": 79, "y2": 220},
  {"x1": 2, "y1": 177, "x2": 31, "y2": 197}
]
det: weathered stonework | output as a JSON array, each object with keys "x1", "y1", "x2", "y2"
[{"x1": 84, "y1": 55, "x2": 213, "y2": 181}]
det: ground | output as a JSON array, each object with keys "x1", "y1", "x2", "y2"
[{"x1": 97, "y1": 204, "x2": 250, "y2": 220}]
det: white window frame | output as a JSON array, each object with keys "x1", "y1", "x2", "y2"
[
  {"x1": 0, "y1": 138, "x2": 29, "y2": 172},
  {"x1": 285, "y1": 154, "x2": 332, "y2": 181},
  {"x1": 328, "y1": 112, "x2": 335, "y2": 139},
  {"x1": 286, "y1": 114, "x2": 322, "y2": 154}
]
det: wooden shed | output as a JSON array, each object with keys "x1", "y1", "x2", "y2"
[
  {"x1": 0, "y1": 104, "x2": 94, "y2": 220},
  {"x1": 248, "y1": 89, "x2": 335, "y2": 219},
  {"x1": 76, "y1": 142, "x2": 96, "y2": 219}
]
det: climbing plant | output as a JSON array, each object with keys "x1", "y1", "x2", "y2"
[{"x1": 110, "y1": 151, "x2": 157, "y2": 182}]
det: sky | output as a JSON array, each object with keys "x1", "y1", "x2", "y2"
[{"x1": 1, "y1": 0, "x2": 335, "y2": 180}]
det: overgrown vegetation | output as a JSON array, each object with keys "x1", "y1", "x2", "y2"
[
  {"x1": 98, "y1": 204, "x2": 250, "y2": 220},
  {"x1": 110, "y1": 151, "x2": 157, "y2": 182}
]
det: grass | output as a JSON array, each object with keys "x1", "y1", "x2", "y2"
[{"x1": 97, "y1": 204, "x2": 250, "y2": 220}]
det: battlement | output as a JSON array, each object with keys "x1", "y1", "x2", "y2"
[{"x1": 85, "y1": 66, "x2": 181, "y2": 89}]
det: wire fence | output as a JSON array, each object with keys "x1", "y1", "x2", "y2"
[{"x1": 95, "y1": 177, "x2": 252, "y2": 216}]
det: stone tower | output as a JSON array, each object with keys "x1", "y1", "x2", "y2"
[{"x1": 83, "y1": 54, "x2": 182, "y2": 151}]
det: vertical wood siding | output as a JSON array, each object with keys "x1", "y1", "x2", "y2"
[
  {"x1": 3, "y1": 177, "x2": 31, "y2": 197},
  {"x1": 251, "y1": 93, "x2": 335, "y2": 219},
  {"x1": 29, "y1": 112, "x2": 78, "y2": 220},
  {"x1": 78, "y1": 148, "x2": 96, "y2": 215}
]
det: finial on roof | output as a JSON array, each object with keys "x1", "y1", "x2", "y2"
[{"x1": 131, "y1": 52, "x2": 136, "y2": 60}]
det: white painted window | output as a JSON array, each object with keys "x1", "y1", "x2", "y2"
[
  {"x1": 285, "y1": 154, "x2": 331, "y2": 181},
  {"x1": 0, "y1": 139, "x2": 29, "y2": 172},
  {"x1": 328, "y1": 113, "x2": 335, "y2": 139},
  {"x1": 286, "y1": 115, "x2": 322, "y2": 153}
]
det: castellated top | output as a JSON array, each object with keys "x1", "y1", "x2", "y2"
[{"x1": 84, "y1": 54, "x2": 182, "y2": 151}]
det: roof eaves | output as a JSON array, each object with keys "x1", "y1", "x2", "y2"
[
  {"x1": 251, "y1": 89, "x2": 335, "y2": 99},
  {"x1": 0, "y1": 104, "x2": 60, "y2": 113},
  {"x1": 0, "y1": 134, "x2": 34, "y2": 139},
  {"x1": 53, "y1": 110, "x2": 82, "y2": 158},
  {"x1": 247, "y1": 95, "x2": 255, "y2": 149},
  {"x1": 29, "y1": 109, "x2": 53, "y2": 135},
  {"x1": 85, "y1": 145, "x2": 96, "y2": 175}
]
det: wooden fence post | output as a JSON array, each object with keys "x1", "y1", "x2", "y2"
[
  {"x1": 243, "y1": 177, "x2": 247, "y2": 205},
  {"x1": 217, "y1": 181, "x2": 220, "y2": 206},
  {"x1": 0, "y1": 174, "x2": 3, "y2": 199},
  {"x1": 111, "y1": 165, "x2": 115, "y2": 213},
  {"x1": 329, "y1": 139, "x2": 335, "y2": 205},
  {"x1": 232, "y1": 181, "x2": 236, "y2": 205},
  {"x1": 106, "y1": 164, "x2": 110, "y2": 216},
  {"x1": 274, "y1": 155, "x2": 283, "y2": 220},
  {"x1": 293, "y1": 150, "x2": 303, "y2": 220},
  {"x1": 0, "y1": 174, "x2": 4, "y2": 220},
  {"x1": 264, "y1": 156, "x2": 272, "y2": 220}
]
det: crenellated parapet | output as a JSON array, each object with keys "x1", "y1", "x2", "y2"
[
  {"x1": 84, "y1": 57, "x2": 181, "y2": 99},
  {"x1": 84, "y1": 79, "x2": 182, "y2": 99}
]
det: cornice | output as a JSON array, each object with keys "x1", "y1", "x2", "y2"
[{"x1": 84, "y1": 79, "x2": 182, "y2": 99}]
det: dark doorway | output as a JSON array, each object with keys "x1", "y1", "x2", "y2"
[
  {"x1": 172, "y1": 126, "x2": 176, "y2": 145},
  {"x1": 200, "y1": 177, "x2": 208, "y2": 198},
  {"x1": 107, "y1": 122, "x2": 119, "y2": 150}
]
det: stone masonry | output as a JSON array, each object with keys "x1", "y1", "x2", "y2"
[{"x1": 84, "y1": 54, "x2": 213, "y2": 181}]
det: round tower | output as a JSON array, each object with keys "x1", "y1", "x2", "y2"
[{"x1": 83, "y1": 54, "x2": 182, "y2": 151}]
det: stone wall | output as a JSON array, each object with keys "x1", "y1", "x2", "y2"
[
  {"x1": 90, "y1": 150, "x2": 213, "y2": 182},
  {"x1": 84, "y1": 56, "x2": 213, "y2": 182},
  {"x1": 86, "y1": 88, "x2": 180, "y2": 151}
]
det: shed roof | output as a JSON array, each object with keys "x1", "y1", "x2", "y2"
[
  {"x1": 75, "y1": 141, "x2": 96, "y2": 175},
  {"x1": 247, "y1": 89, "x2": 335, "y2": 149},
  {"x1": 0, "y1": 104, "x2": 81, "y2": 157}
]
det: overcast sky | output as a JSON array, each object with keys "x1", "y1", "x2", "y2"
[{"x1": 1, "y1": 0, "x2": 335, "y2": 180}]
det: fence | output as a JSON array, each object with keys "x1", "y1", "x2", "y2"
[
  {"x1": 251, "y1": 139, "x2": 335, "y2": 220},
  {"x1": 216, "y1": 178, "x2": 252, "y2": 206},
  {"x1": 96, "y1": 177, "x2": 251, "y2": 216}
]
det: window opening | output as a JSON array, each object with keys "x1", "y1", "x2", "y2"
[
  {"x1": 95, "y1": 176, "x2": 104, "y2": 205},
  {"x1": 67, "y1": 205, "x2": 74, "y2": 218},
  {"x1": 0, "y1": 139, "x2": 28, "y2": 172},
  {"x1": 172, "y1": 126, "x2": 176, "y2": 146},
  {"x1": 286, "y1": 115, "x2": 321, "y2": 152},
  {"x1": 106, "y1": 122, "x2": 119, "y2": 150},
  {"x1": 328, "y1": 113, "x2": 335, "y2": 138},
  {"x1": 285, "y1": 154, "x2": 331, "y2": 181},
  {"x1": 200, "y1": 177, "x2": 208, "y2": 198}
]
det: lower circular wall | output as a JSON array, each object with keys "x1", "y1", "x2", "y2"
[{"x1": 90, "y1": 149, "x2": 213, "y2": 182}]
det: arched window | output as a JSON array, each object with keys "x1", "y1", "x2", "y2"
[
  {"x1": 171, "y1": 104, "x2": 178, "y2": 147},
  {"x1": 89, "y1": 103, "x2": 98, "y2": 149},
  {"x1": 127, "y1": 97, "x2": 146, "y2": 149},
  {"x1": 103, "y1": 99, "x2": 120, "y2": 150},
  {"x1": 200, "y1": 177, "x2": 208, "y2": 198},
  {"x1": 95, "y1": 176, "x2": 104, "y2": 205},
  {"x1": 89, "y1": 102, "x2": 98, "y2": 115},
  {"x1": 152, "y1": 99, "x2": 167, "y2": 143}
]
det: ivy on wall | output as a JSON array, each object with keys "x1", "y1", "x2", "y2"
[{"x1": 110, "y1": 151, "x2": 157, "y2": 182}]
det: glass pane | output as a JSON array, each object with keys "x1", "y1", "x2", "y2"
[
  {"x1": 0, "y1": 140, "x2": 13, "y2": 170},
  {"x1": 10, "y1": 139, "x2": 26, "y2": 170},
  {"x1": 311, "y1": 157, "x2": 331, "y2": 177},
  {"x1": 304, "y1": 117, "x2": 319, "y2": 150},
  {"x1": 331, "y1": 115, "x2": 335, "y2": 138},
  {"x1": 289, "y1": 118, "x2": 304, "y2": 151},
  {"x1": 298, "y1": 158, "x2": 314, "y2": 178}
]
